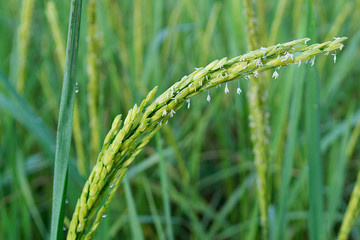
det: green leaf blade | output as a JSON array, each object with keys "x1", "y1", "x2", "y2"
[{"x1": 50, "y1": 0, "x2": 83, "y2": 239}]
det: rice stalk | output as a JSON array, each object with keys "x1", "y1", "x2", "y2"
[
  {"x1": 324, "y1": 2, "x2": 352, "y2": 42},
  {"x1": 67, "y1": 37, "x2": 347, "y2": 239},
  {"x1": 87, "y1": 0, "x2": 101, "y2": 166},
  {"x1": 318, "y1": 1, "x2": 352, "y2": 72},
  {"x1": 243, "y1": 0, "x2": 258, "y2": 50},
  {"x1": 256, "y1": 0, "x2": 266, "y2": 45},
  {"x1": 133, "y1": 0, "x2": 145, "y2": 91},
  {"x1": 350, "y1": 0, "x2": 360, "y2": 33},
  {"x1": 103, "y1": 0, "x2": 134, "y2": 109},
  {"x1": 338, "y1": 170, "x2": 360, "y2": 240},
  {"x1": 337, "y1": 119, "x2": 360, "y2": 240},
  {"x1": 45, "y1": 1, "x2": 66, "y2": 71},
  {"x1": 347, "y1": 119, "x2": 360, "y2": 157},
  {"x1": 244, "y1": 0, "x2": 270, "y2": 237},
  {"x1": 16, "y1": 0, "x2": 35, "y2": 93},
  {"x1": 199, "y1": 3, "x2": 221, "y2": 65},
  {"x1": 269, "y1": 0, "x2": 289, "y2": 45},
  {"x1": 292, "y1": 0, "x2": 304, "y2": 36}
]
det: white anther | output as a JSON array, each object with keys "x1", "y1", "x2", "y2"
[
  {"x1": 272, "y1": 70, "x2": 279, "y2": 79},
  {"x1": 310, "y1": 57, "x2": 315, "y2": 67},
  {"x1": 237, "y1": 87, "x2": 242, "y2": 95},
  {"x1": 225, "y1": 83, "x2": 229, "y2": 94},
  {"x1": 186, "y1": 99, "x2": 190, "y2": 109}
]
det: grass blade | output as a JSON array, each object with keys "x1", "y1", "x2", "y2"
[
  {"x1": 305, "y1": 1, "x2": 325, "y2": 239},
  {"x1": 50, "y1": 0, "x2": 83, "y2": 239},
  {"x1": 305, "y1": 41, "x2": 326, "y2": 240},
  {"x1": 123, "y1": 176, "x2": 145, "y2": 240},
  {"x1": 156, "y1": 133, "x2": 175, "y2": 240},
  {"x1": 143, "y1": 177, "x2": 166, "y2": 240},
  {"x1": 0, "y1": 72, "x2": 55, "y2": 156},
  {"x1": 208, "y1": 174, "x2": 255, "y2": 238},
  {"x1": 15, "y1": 155, "x2": 47, "y2": 238},
  {"x1": 337, "y1": 115, "x2": 360, "y2": 240},
  {"x1": 327, "y1": 109, "x2": 352, "y2": 236},
  {"x1": 338, "y1": 169, "x2": 360, "y2": 240},
  {"x1": 275, "y1": 67, "x2": 304, "y2": 239}
]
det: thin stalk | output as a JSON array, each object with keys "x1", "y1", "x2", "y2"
[
  {"x1": 243, "y1": 0, "x2": 269, "y2": 237},
  {"x1": 337, "y1": 119, "x2": 360, "y2": 240},
  {"x1": 87, "y1": 0, "x2": 101, "y2": 166},
  {"x1": 15, "y1": 0, "x2": 35, "y2": 94}
]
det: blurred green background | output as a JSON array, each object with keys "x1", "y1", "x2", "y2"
[{"x1": 0, "y1": 0, "x2": 359, "y2": 239}]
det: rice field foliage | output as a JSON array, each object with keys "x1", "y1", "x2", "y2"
[{"x1": 0, "y1": 0, "x2": 359, "y2": 239}]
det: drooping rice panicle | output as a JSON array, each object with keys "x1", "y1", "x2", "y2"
[{"x1": 67, "y1": 37, "x2": 347, "y2": 239}]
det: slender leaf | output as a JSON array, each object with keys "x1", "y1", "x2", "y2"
[
  {"x1": 275, "y1": 67, "x2": 304, "y2": 240},
  {"x1": 156, "y1": 133, "x2": 175, "y2": 240},
  {"x1": 50, "y1": 0, "x2": 83, "y2": 239},
  {"x1": 305, "y1": 1, "x2": 325, "y2": 239},
  {"x1": 15, "y1": 154, "x2": 48, "y2": 238},
  {"x1": 143, "y1": 178, "x2": 166, "y2": 240},
  {"x1": 123, "y1": 176, "x2": 145, "y2": 240},
  {"x1": 0, "y1": 72, "x2": 55, "y2": 156}
]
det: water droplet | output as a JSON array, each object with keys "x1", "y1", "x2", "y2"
[
  {"x1": 63, "y1": 226, "x2": 67, "y2": 231},
  {"x1": 65, "y1": 199, "x2": 69, "y2": 204},
  {"x1": 109, "y1": 184, "x2": 114, "y2": 189},
  {"x1": 102, "y1": 214, "x2": 107, "y2": 218},
  {"x1": 75, "y1": 82, "x2": 79, "y2": 93}
]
